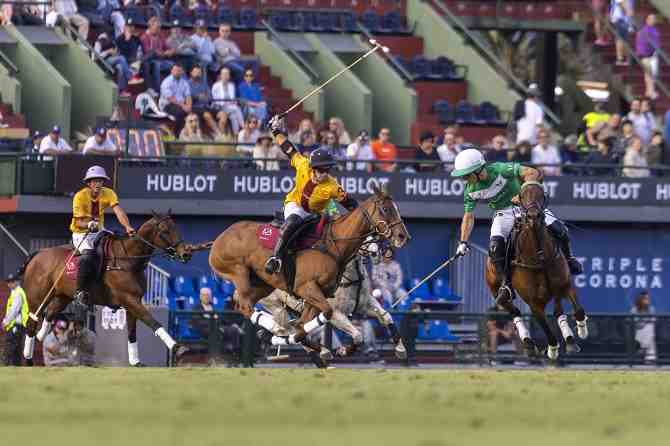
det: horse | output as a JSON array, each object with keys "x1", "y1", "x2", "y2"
[
  {"x1": 261, "y1": 254, "x2": 407, "y2": 361},
  {"x1": 485, "y1": 182, "x2": 589, "y2": 360},
  {"x1": 209, "y1": 186, "x2": 410, "y2": 362},
  {"x1": 17, "y1": 212, "x2": 193, "y2": 366}
]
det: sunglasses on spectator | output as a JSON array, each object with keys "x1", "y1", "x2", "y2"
[{"x1": 244, "y1": 73, "x2": 254, "y2": 78}]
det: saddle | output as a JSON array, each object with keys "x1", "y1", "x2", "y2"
[{"x1": 64, "y1": 232, "x2": 114, "y2": 281}]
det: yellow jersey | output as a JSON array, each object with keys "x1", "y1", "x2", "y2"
[
  {"x1": 70, "y1": 187, "x2": 119, "y2": 233},
  {"x1": 284, "y1": 153, "x2": 346, "y2": 214}
]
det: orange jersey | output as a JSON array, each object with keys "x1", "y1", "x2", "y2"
[
  {"x1": 70, "y1": 187, "x2": 119, "y2": 233},
  {"x1": 284, "y1": 153, "x2": 346, "y2": 213}
]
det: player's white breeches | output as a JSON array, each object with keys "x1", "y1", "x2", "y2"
[
  {"x1": 284, "y1": 202, "x2": 312, "y2": 220},
  {"x1": 490, "y1": 207, "x2": 557, "y2": 240},
  {"x1": 72, "y1": 232, "x2": 99, "y2": 252}
]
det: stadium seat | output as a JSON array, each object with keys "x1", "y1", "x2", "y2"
[
  {"x1": 431, "y1": 56, "x2": 457, "y2": 80},
  {"x1": 270, "y1": 12, "x2": 290, "y2": 31},
  {"x1": 125, "y1": 6, "x2": 146, "y2": 26},
  {"x1": 193, "y1": 4, "x2": 210, "y2": 26},
  {"x1": 411, "y1": 56, "x2": 431, "y2": 80},
  {"x1": 176, "y1": 317, "x2": 199, "y2": 340},
  {"x1": 408, "y1": 278, "x2": 432, "y2": 300},
  {"x1": 169, "y1": 4, "x2": 193, "y2": 27},
  {"x1": 454, "y1": 100, "x2": 475, "y2": 124},
  {"x1": 238, "y1": 8, "x2": 258, "y2": 29},
  {"x1": 433, "y1": 100, "x2": 452, "y2": 123},
  {"x1": 221, "y1": 280, "x2": 236, "y2": 298},
  {"x1": 287, "y1": 12, "x2": 306, "y2": 32},
  {"x1": 198, "y1": 274, "x2": 217, "y2": 292},
  {"x1": 317, "y1": 12, "x2": 338, "y2": 32},
  {"x1": 432, "y1": 321, "x2": 460, "y2": 342},
  {"x1": 380, "y1": 11, "x2": 403, "y2": 34},
  {"x1": 360, "y1": 10, "x2": 380, "y2": 32},
  {"x1": 212, "y1": 295, "x2": 228, "y2": 311},
  {"x1": 183, "y1": 296, "x2": 199, "y2": 311},
  {"x1": 172, "y1": 275, "x2": 195, "y2": 295},
  {"x1": 432, "y1": 277, "x2": 451, "y2": 299},
  {"x1": 477, "y1": 101, "x2": 501, "y2": 124},
  {"x1": 217, "y1": 7, "x2": 236, "y2": 26},
  {"x1": 340, "y1": 12, "x2": 358, "y2": 33}
]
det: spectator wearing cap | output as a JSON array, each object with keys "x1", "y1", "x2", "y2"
[
  {"x1": 371, "y1": 128, "x2": 398, "y2": 172},
  {"x1": 190, "y1": 19, "x2": 217, "y2": 84},
  {"x1": 39, "y1": 126, "x2": 73, "y2": 155},
  {"x1": 531, "y1": 128, "x2": 561, "y2": 176},
  {"x1": 83, "y1": 128, "x2": 121, "y2": 156},
  {"x1": 436, "y1": 131, "x2": 460, "y2": 172},
  {"x1": 346, "y1": 130, "x2": 374, "y2": 172},
  {"x1": 213, "y1": 23, "x2": 245, "y2": 82},
  {"x1": 414, "y1": 131, "x2": 440, "y2": 172},
  {"x1": 29, "y1": 131, "x2": 41, "y2": 153},
  {"x1": 211, "y1": 66, "x2": 245, "y2": 133},
  {"x1": 2, "y1": 273, "x2": 29, "y2": 366},
  {"x1": 166, "y1": 20, "x2": 198, "y2": 72},
  {"x1": 94, "y1": 32, "x2": 132, "y2": 93},
  {"x1": 515, "y1": 84, "x2": 544, "y2": 144},
  {"x1": 141, "y1": 16, "x2": 176, "y2": 93},
  {"x1": 47, "y1": 0, "x2": 89, "y2": 43},
  {"x1": 253, "y1": 134, "x2": 284, "y2": 171},
  {"x1": 487, "y1": 135, "x2": 509, "y2": 162},
  {"x1": 97, "y1": 0, "x2": 125, "y2": 38},
  {"x1": 238, "y1": 68, "x2": 267, "y2": 123},
  {"x1": 159, "y1": 63, "x2": 192, "y2": 133}
]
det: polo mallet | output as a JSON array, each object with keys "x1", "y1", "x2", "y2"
[
  {"x1": 29, "y1": 229, "x2": 91, "y2": 322},
  {"x1": 391, "y1": 253, "x2": 464, "y2": 309},
  {"x1": 277, "y1": 39, "x2": 390, "y2": 119}
]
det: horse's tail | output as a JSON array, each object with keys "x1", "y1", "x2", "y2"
[{"x1": 15, "y1": 251, "x2": 39, "y2": 279}]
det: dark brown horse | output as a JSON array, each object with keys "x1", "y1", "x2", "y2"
[
  {"x1": 209, "y1": 186, "x2": 410, "y2": 363},
  {"x1": 18, "y1": 212, "x2": 193, "y2": 366},
  {"x1": 485, "y1": 182, "x2": 589, "y2": 360}
]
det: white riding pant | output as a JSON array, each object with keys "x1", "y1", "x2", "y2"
[
  {"x1": 72, "y1": 232, "x2": 99, "y2": 252},
  {"x1": 490, "y1": 207, "x2": 557, "y2": 240},
  {"x1": 284, "y1": 202, "x2": 312, "y2": 220}
]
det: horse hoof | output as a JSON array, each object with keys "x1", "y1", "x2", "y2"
[
  {"x1": 547, "y1": 344, "x2": 559, "y2": 360},
  {"x1": 25, "y1": 358, "x2": 33, "y2": 367},
  {"x1": 309, "y1": 351, "x2": 328, "y2": 369},
  {"x1": 566, "y1": 341, "x2": 581, "y2": 354},
  {"x1": 335, "y1": 346, "x2": 348, "y2": 357},
  {"x1": 522, "y1": 338, "x2": 537, "y2": 357},
  {"x1": 320, "y1": 348, "x2": 333, "y2": 361},
  {"x1": 170, "y1": 344, "x2": 189, "y2": 366},
  {"x1": 394, "y1": 342, "x2": 407, "y2": 360},
  {"x1": 131, "y1": 362, "x2": 147, "y2": 367}
]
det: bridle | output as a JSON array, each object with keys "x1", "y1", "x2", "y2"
[
  {"x1": 134, "y1": 215, "x2": 188, "y2": 262},
  {"x1": 513, "y1": 181, "x2": 556, "y2": 269},
  {"x1": 518, "y1": 181, "x2": 546, "y2": 217}
]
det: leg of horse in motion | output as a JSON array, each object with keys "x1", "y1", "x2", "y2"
[
  {"x1": 328, "y1": 309, "x2": 363, "y2": 357},
  {"x1": 554, "y1": 298, "x2": 580, "y2": 353},
  {"x1": 530, "y1": 303, "x2": 560, "y2": 360},
  {"x1": 291, "y1": 281, "x2": 333, "y2": 345},
  {"x1": 368, "y1": 299, "x2": 407, "y2": 360},
  {"x1": 126, "y1": 311, "x2": 143, "y2": 366},
  {"x1": 122, "y1": 296, "x2": 181, "y2": 359},
  {"x1": 487, "y1": 261, "x2": 532, "y2": 350},
  {"x1": 565, "y1": 287, "x2": 589, "y2": 339}
]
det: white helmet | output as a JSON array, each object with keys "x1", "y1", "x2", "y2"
[
  {"x1": 83, "y1": 165, "x2": 110, "y2": 182},
  {"x1": 451, "y1": 149, "x2": 486, "y2": 177}
]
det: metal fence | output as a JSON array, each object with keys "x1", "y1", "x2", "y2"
[{"x1": 143, "y1": 262, "x2": 170, "y2": 307}]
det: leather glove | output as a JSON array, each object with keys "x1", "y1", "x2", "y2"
[
  {"x1": 456, "y1": 241, "x2": 470, "y2": 257},
  {"x1": 87, "y1": 220, "x2": 99, "y2": 232},
  {"x1": 268, "y1": 115, "x2": 285, "y2": 135}
]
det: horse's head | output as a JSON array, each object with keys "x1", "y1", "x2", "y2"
[
  {"x1": 519, "y1": 181, "x2": 546, "y2": 229},
  {"x1": 141, "y1": 210, "x2": 192, "y2": 263},
  {"x1": 365, "y1": 184, "x2": 411, "y2": 249}
]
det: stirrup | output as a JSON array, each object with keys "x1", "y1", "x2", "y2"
[
  {"x1": 264, "y1": 256, "x2": 282, "y2": 274},
  {"x1": 495, "y1": 284, "x2": 513, "y2": 306},
  {"x1": 73, "y1": 290, "x2": 89, "y2": 305}
]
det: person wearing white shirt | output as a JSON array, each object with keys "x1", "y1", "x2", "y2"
[
  {"x1": 236, "y1": 115, "x2": 260, "y2": 155},
  {"x1": 252, "y1": 135, "x2": 285, "y2": 171},
  {"x1": 83, "y1": 128, "x2": 121, "y2": 156},
  {"x1": 345, "y1": 130, "x2": 374, "y2": 172},
  {"x1": 211, "y1": 67, "x2": 245, "y2": 133},
  {"x1": 39, "y1": 126, "x2": 73, "y2": 155},
  {"x1": 436, "y1": 132, "x2": 461, "y2": 171},
  {"x1": 531, "y1": 128, "x2": 562, "y2": 176},
  {"x1": 516, "y1": 84, "x2": 544, "y2": 144}
]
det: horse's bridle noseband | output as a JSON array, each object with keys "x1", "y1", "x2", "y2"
[
  {"x1": 135, "y1": 215, "x2": 187, "y2": 262},
  {"x1": 518, "y1": 181, "x2": 546, "y2": 217}
]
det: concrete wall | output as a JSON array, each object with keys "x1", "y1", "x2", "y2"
[
  {"x1": 0, "y1": 56, "x2": 21, "y2": 113},
  {"x1": 649, "y1": 0, "x2": 670, "y2": 21},
  {"x1": 2, "y1": 27, "x2": 70, "y2": 138},
  {"x1": 407, "y1": 0, "x2": 521, "y2": 111},
  {"x1": 344, "y1": 36, "x2": 417, "y2": 145},
  {"x1": 304, "y1": 34, "x2": 372, "y2": 135},
  {"x1": 255, "y1": 33, "x2": 324, "y2": 122}
]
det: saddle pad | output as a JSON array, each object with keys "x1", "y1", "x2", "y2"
[
  {"x1": 65, "y1": 250, "x2": 80, "y2": 280},
  {"x1": 256, "y1": 217, "x2": 328, "y2": 251},
  {"x1": 257, "y1": 224, "x2": 280, "y2": 250}
]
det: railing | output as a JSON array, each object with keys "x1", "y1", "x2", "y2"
[
  {"x1": 59, "y1": 17, "x2": 116, "y2": 77},
  {"x1": 144, "y1": 262, "x2": 171, "y2": 307},
  {"x1": 0, "y1": 48, "x2": 18, "y2": 76},
  {"x1": 261, "y1": 18, "x2": 320, "y2": 83},
  {"x1": 0, "y1": 221, "x2": 29, "y2": 256}
]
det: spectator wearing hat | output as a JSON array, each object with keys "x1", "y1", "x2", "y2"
[
  {"x1": 515, "y1": 84, "x2": 544, "y2": 145},
  {"x1": 238, "y1": 68, "x2": 267, "y2": 123},
  {"x1": 346, "y1": 130, "x2": 374, "y2": 172},
  {"x1": 28, "y1": 131, "x2": 41, "y2": 153},
  {"x1": 39, "y1": 126, "x2": 73, "y2": 155},
  {"x1": 371, "y1": 128, "x2": 398, "y2": 172},
  {"x1": 253, "y1": 134, "x2": 284, "y2": 171},
  {"x1": 436, "y1": 131, "x2": 460, "y2": 172},
  {"x1": 2, "y1": 273, "x2": 29, "y2": 366},
  {"x1": 413, "y1": 131, "x2": 440, "y2": 172},
  {"x1": 159, "y1": 63, "x2": 192, "y2": 134},
  {"x1": 83, "y1": 128, "x2": 121, "y2": 156},
  {"x1": 213, "y1": 23, "x2": 245, "y2": 82},
  {"x1": 190, "y1": 19, "x2": 217, "y2": 84},
  {"x1": 141, "y1": 16, "x2": 176, "y2": 93},
  {"x1": 47, "y1": 0, "x2": 89, "y2": 43},
  {"x1": 166, "y1": 20, "x2": 198, "y2": 72},
  {"x1": 531, "y1": 128, "x2": 561, "y2": 176}
]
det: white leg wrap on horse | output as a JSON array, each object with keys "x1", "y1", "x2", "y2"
[
  {"x1": 128, "y1": 341, "x2": 140, "y2": 365},
  {"x1": 513, "y1": 317, "x2": 530, "y2": 341},
  {"x1": 23, "y1": 336, "x2": 35, "y2": 359},
  {"x1": 576, "y1": 315, "x2": 589, "y2": 339},
  {"x1": 303, "y1": 312, "x2": 328, "y2": 334},
  {"x1": 547, "y1": 344, "x2": 559, "y2": 360},
  {"x1": 557, "y1": 314, "x2": 574, "y2": 340},
  {"x1": 251, "y1": 311, "x2": 278, "y2": 333},
  {"x1": 36, "y1": 320, "x2": 51, "y2": 342},
  {"x1": 380, "y1": 310, "x2": 393, "y2": 326},
  {"x1": 154, "y1": 327, "x2": 176, "y2": 350}
]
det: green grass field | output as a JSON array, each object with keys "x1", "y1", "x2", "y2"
[{"x1": 1, "y1": 368, "x2": 668, "y2": 446}]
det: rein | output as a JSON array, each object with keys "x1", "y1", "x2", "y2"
[
  {"x1": 513, "y1": 182, "x2": 559, "y2": 270},
  {"x1": 103, "y1": 215, "x2": 187, "y2": 264}
]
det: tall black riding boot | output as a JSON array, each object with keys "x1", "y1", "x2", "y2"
[
  {"x1": 265, "y1": 214, "x2": 302, "y2": 274},
  {"x1": 73, "y1": 250, "x2": 96, "y2": 308},
  {"x1": 489, "y1": 236, "x2": 512, "y2": 306},
  {"x1": 548, "y1": 221, "x2": 583, "y2": 275}
]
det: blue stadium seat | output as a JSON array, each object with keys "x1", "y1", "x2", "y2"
[
  {"x1": 454, "y1": 100, "x2": 475, "y2": 124},
  {"x1": 125, "y1": 6, "x2": 147, "y2": 26},
  {"x1": 220, "y1": 280, "x2": 236, "y2": 298},
  {"x1": 432, "y1": 321, "x2": 459, "y2": 342},
  {"x1": 270, "y1": 12, "x2": 290, "y2": 31},
  {"x1": 198, "y1": 274, "x2": 217, "y2": 292},
  {"x1": 477, "y1": 101, "x2": 501, "y2": 124},
  {"x1": 432, "y1": 277, "x2": 451, "y2": 299},
  {"x1": 239, "y1": 8, "x2": 258, "y2": 29},
  {"x1": 212, "y1": 295, "x2": 228, "y2": 311},
  {"x1": 183, "y1": 296, "x2": 199, "y2": 311},
  {"x1": 380, "y1": 11, "x2": 403, "y2": 34},
  {"x1": 411, "y1": 56, "x2": 431, "y2": 80},
  {"x1": 433, "y1": 99, "x2": 452, "y2": 124},
  {"x1": 360, "y1": 10, "x2": 379, "y2": 32},
  {"x1": 431, "y1": 56, "x2": 456, "y2": 80},
  {"x1": 193, "y1": 4, "x2": 210, "y2": 26},
  {"x1": 408, "y1": 278, "x2": 432, "y2": 300},
  {"x1": 169, "y1": 4, "x2": 192, "y2": 27},
  {"x1": 317, "y1": 12, "x2": 338, "y2": 32},
  {"x1": 340, "y1": 12, "x2": 358, "y2": 33},
  {"x1": 172, "y1": 275, "x2": 195, "y2": 295},
  {"x1": 217, "y1": 7, "x2": 236, "y2": 26},
  {"x1": 176, "y1": 317, "x2": 199, "y2": 340},
  {"x1": 287, "y1": 12, "x2": 306, "y2": 32}
]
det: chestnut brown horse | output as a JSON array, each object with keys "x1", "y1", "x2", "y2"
[
  {"x1": 209, "y1": 186, "x2": 410, "y2": 363},
  {"x1": 17, "y1": 212, "x2": 193, "y2": 366},
  {"x1": 485, "y1": 182, "x2": 589, "y2": 360}
]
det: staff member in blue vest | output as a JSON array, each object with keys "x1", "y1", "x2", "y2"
[{"x1": 2, "y1": 273, "x2": 29, "y2": 366}]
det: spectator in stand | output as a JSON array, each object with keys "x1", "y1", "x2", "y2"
[
  {"x1": 630, "y1": 290, "x2": 657, "y2": 364},
  {"x1": 627, "y1": 98, "x2": 654, "y2": 145},
  {"x1": 188, "y1": 65, "x2": 219, "y2": 134},
  {"x1": 560, "y1": 134, "x2": 582, "y2": 174},
  {"x1": 321, "y1": 132, "x2": 346, "y2": 168},
  {"x1": 2, "y1": 273, "x2": 28, "y2": 366},
  {"x1": 166, "y1": 20, "x2": 198, "y2": 73},
  {"x1": 211, "y1": 111, "x2": 237, "y2": 145},
  {"x1": 599, "y1": 114, "x2": 625, "y2": 161},
  {"x1": 141, "y1": 16, "x2": 176, "y2": 93},
  {"x1": 159, "y1": 63, "x2": 192, "y2": 134},
  {"x1": 510, "y1": 140, "x2": 532, "y2": 163},
  {"x1": 664, "y1": 110, "x2": 670, "y2": 161},
  {"x1": 179, "y1": 113, "x2": 207, "y2": 141},
  {"x1": 585, "y1": 136, "x2": 617, "y2": 176},
  {"x1": 486, "y1": 135, "x2": 509, "y2": 162},
  {"x1": 47, "y1": 0, "x2": 89, "y2": 43},
  {"x1": 11, "y1": 2, "x2": 45, "y2": 26},
  {"x1": 610, "y1": 0, "x2": 634, "y2": 66},
  {"x1": 253, "y1": 134, "x2": 283, "y2": 171},
  {"x1": 371, "y1": 128, "x2": 398, "y2": 172},
  {"x1": 346, "y1": 130, "x2": 374, "y2": 172},
  {"x1": 327, "y1": 117, "x2": 352, "y2": 146},
  {"x1": 39, "y1": 126, "x2": 73, "y2": 155},
  {"x1": 28, "y1": 131, "x2": 41, "y2": 153},
  {"x1": 116, "y1": 19, "x2": 142, "y2": 72},
  {"x1": 531, "y1": 128, "x2": 561, "y2": 176},
  {"x1": 641, "y1": 98, "x2": 658, "y2": 134},
  {"x1": 213, "y1": 23, "x2": 244, "y2": 81},
  {"x1": 371, "y1": 251, "x2": 405, "y2": 306},
  {"x1": 636, "y1": 14, "x2": 660, "y2": 100},
  {"x1": 238, "y1": 69, "x2": 267, "y2": 123},
  {"x1": 436, "y1": 131, "x2": 460, "y2": 172},
  {"x1": 94, "y1": 32, "x2": 132, "y2": 93},
  {"x1": 236, "y1": 115, "x2": 260, "y2": 155},
  {"x1": 620, "y1": 119, "x2": 636, "y2": 149},
  {"x1": 414, "y1": 131, "x2": 440, "y2": 172},
  {"x1": 297, "y1": 130, "x2": 319, "y2": 155},
  {"x1": 622, "y1": 136, "x2": 650, "y2": 178},
  {"x1": 97, "y1": 0, "x2": 125, "y2": 38},
  {"x1": 515, "y1": 84, "x2": 544, "y2": 144},
  {"x1": 83, "y1": 128, "x2": 121, "y2": 156},
  {"x1": 592, "y1": 0, "x2": 610, "y2": 46},
  {"x1": 211, "y1": 67, "x2": 245, "y2": 133},
  {"x1": 290, "y1": 119, "x2": 317, "y2": 145},
  {"x1": 647, "y1": 131, "x2": 664, "y2": 175},
  {"x1": 190, "y1": 19, "x2": 217, "y2": 84}
]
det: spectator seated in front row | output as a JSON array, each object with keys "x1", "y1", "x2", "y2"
[{"x1": 83, "y1": 127, "x2": 121, "y2": 156}]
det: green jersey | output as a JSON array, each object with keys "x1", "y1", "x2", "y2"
[{"x1": 463, "y1": 162, "x2": 522, "y2": 212}]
